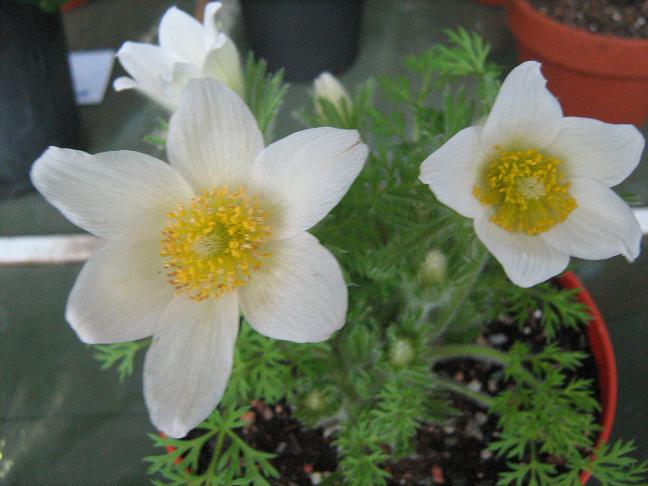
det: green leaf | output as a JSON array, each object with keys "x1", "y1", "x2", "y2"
[
  {"x1": 243, "y1": 53, "x2": 288, "y2": 142},
  {"x1": 91, "y1": 339, "x2": 150, "y2": 382}
]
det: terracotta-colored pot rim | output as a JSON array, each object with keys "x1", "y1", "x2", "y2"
[
  {"x1": 507, "y1": 0, "x2": 648, "y2": 77},
  {"x1": 162, "y1": 271, "x2": 617, "y2": 483},
  {"x1": 558, "y1": 271, "x2": 617, "y2": 485},
  {"x1": 476, "y1": 0, "x2": 507, "y2": 6}
]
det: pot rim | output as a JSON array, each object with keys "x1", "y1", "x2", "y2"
[
  {"x1": 161, "y1": 271, "x2": 617, "y2": 484},
  {"x1": 558, "y1": 271, "x2": 617, "y2": 485},
  {"x1": 507, "y1": 0, "x2": 648, "y2": 78}
]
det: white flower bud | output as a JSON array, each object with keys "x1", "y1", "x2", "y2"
[
  {"x1": 419, "y1": 249, "x2": 448, "y2": 286},
  {"x1": 313, "y1": 72, "x2": 352, "y2": 115}
]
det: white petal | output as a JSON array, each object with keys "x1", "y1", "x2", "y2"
[
  {"x1": 31, "y1": 147, "x2": 193, "y2": 240},
  {"x1": 474, "y1": 216, "x2": 569, "y2": 288},
  {"x1": 481, "y1": 61, "x2": 563, "y2": 151},
  {"x1": 542, "y1": 178, "x2": 642, "y2": 261},
  {"x1": 158, "y1": 62, "x2": 202, "y2": 106},
  {"x1": 419, "y1": 126, "x2": 485, "y2": 219},
  {"x1": 203, "y1": 2, "x2": 227, "y2": 49},
  {"x1": 167, "y1": 79, "x2": 264, "y2": 192},
  {"x1": 115, "y1": 42, "x2": 178, "y2": 110},
  {"x1": 202, "y1": 36, "x2": 244, "y2": 96},
  {"x1": 550, "y1": 117, "x2": 644, "y2": 187},
  {"x1": 66, "y1": 239, "x2": 172, "y2": 344},
  {"x1": 240, "y1": 232, "x2": 347, "y2": 343},
  {"x1": 113, "y1": 76, "x2": 137, "y2": 91},
  {"x1": 144, "y1": 293, "x2": 239, "y2": 438},
  {"x1": 158, "y1": 6, "x2": 207, "y2": 66},
  {"x1": 250, "y1": 128, "x2": 367, "y2": 240}
]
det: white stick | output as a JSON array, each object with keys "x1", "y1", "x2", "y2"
[
  {"x1": 1, "y1": 208, "x2": 647, "y2": 266},
  {"x1": 0, "y1": 234, "x2": 100, "y2": 266}
]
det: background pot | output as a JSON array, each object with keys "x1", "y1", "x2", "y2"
[
  {"x1": 241, "y1": 0, "x2": 364, "y2": 82},
  {"x1": 506, "y1": 0, "x2": 648, "y2": 126},
  {"x1": 0, "y1": 1, "x2": 80, "y2": 199},
  {"x1": 476, "y1": 0, "x2": 507, "y2": 6},
  {"x1": 559, "y1": 272, "x2": 617, "y2": 485}
]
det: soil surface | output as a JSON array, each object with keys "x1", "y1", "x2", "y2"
[
  {"x1": 530, "y1": 0, "x2": 648, "y2": 38},
  {"x1": 184, "y1": 303, "x2": 599, "y2": 485}
]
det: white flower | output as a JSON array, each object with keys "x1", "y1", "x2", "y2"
[
  {"x1": 31, "y1": 79, "x2": 368, "y2": 438},
  {"x1": 113, "y1": 2, "x2": 243, "y2": 111},
  {"x1": 314, "y1": 71, "x2": 352, "y2": 115},
  {"x1": 419, "y1": 61, "x2": 644, "y2": 288}
]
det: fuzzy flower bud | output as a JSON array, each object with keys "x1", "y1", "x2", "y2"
[
  {"x1": 304, "y1": 390, "x2": 326, "y2": 411},
  {"x1": 313, "y1": 72, "x2": 351, "y2": 115},
  {"x1": 419, "y1": 249, "x2": 448, "y2": 286},
  {"x1": 390, "y1": 338, "x2": 415, "y2": 367}
]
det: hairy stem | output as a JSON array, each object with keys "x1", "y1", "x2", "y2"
[
  {"x1": 430, "y1": 343, "x2": 509, "y2": 367},
  {"x1": 429, "y1": 249, "x2": 490, "y2": 341},
  {"x1": 435, "y1": 377, "x2": 495, "y2": 409}
]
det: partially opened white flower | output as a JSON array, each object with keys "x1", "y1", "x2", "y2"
[
  {"x1": 31, "y1": 79, "x2": 368, "y2": 438},
  {"x1": 114, "y1": 2, "x2": 243, "y2": 110},
  {"x1": 314, "y1": 71, "x2": 352, "y2": 115},
  {"x1": 420, "y1": 61, "x2": 644, "y2": 287}
]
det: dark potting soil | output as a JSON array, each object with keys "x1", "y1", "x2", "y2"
[
  {"x1": 184, "y1": 303, "x2": 599, "y2": 485},
  {"x1": 530, "y1": 0, "x2": 648, "y2": 38}
]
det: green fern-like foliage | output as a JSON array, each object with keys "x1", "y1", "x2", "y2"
[
  {"x1": 496, "y1": 281, "x2": 591, "y2": 338},
  {"x1": 94, "y1": 29, "x2": 646, "y2": 485},
  {"x1": 146, "y1": 403, "x2": 278, "y2": 485},
  {"x1": 91, "y1": 339, "x2": 150, "y2": 382},
  {"x1": 491, "y1": 342, "x2": 647, "y2": 485},
  {"x1": 243, "y1": 53, "x2": 288, "y2": 143},
  {"x1": 225, "y1": 321, "x2": 291, "y2": 405}
]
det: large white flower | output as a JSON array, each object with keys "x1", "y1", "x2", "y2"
[
  {"x1": 31, "y1": 79, "x2": 368, "y2": 438},
  {"x1": 419, "y1": 61, "x2": 644, "y2": 287},
  {"x1": 113, "y1": 2, "x2": 243, "y2": 111}
]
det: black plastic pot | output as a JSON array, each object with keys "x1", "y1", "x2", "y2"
[
  {"x1": 241, "y1": 0, "x2": 364, "y2": 82},
  {"x1": 0, "y1": 1, "x2": 80, "y2": 199}
]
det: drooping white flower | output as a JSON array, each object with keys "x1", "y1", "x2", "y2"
[
  {"x1": 31, "y1": 79, "x2": 368, "y2": 438},
  {"x1": 113, "y1": 2, "x2": 243, "y2": 111},
  {"x1": 313, "y1": 71, "x2": 352, "y2": 115},
  {"x1": 419, "y1": 61, "x2": 644, "y2": 288}
]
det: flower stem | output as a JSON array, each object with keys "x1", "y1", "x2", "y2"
[
  {"x1": 435, "y1": 377, "x2": 495, "y2": 409},
  {"x1": 430, "y1": 344, "x2": 509, "y2": 367},
  {"x1": 429, "y1": 249, "x2": 490, "y2": 342}
]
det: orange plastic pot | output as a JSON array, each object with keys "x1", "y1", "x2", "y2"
[
  {"x1": 507, "y1": 0, "x2": 648, "y2": 126},
  {"x1": 476, "y1": 0, "x2": 507, "y2": 6},
  {"x1": 162, "y1": 272, "x2": 617, "y2": 483},
  {"x1": 558, "y1": 272, "x2": 617, "y2": 484}
]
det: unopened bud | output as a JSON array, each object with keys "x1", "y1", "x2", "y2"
[
  {"x1": 390, "y1": 338, "x2": 415, "y2": 367},
  {"x1": 313, "y1": 72, "x2": 351, "y2": 115},
  {"x1": 304, "y1": 390, "x2": 326, "y2": 411},
  {"x1": 420, "y1": 249, "x2": 447, "y2": 286}
]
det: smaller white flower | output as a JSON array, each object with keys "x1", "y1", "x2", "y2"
[
  {"x1": 419, "y1": 61, "x2": 644, "y2": 288},
  {"x1": 113, "y1": 2, "x2": 243, "y2": 111},
  {"x1": 314, "y1": 71, "x2": 352, "y2": 115},
  {"x1": 31, "y1": 79, "x2": 368, "y2": 438}
]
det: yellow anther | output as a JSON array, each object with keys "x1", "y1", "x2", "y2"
[
  {"x1": 473, "y1": 148, "x2": 577, "y2": 235},
  {"x1": 160, "y1": 185, "x2": 272, "y2": 301}
]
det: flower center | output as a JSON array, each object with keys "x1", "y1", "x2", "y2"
[
  {"x1": 161, "y1": 185, "x2": 271, "y2": 301},
  {"x1": 472, "y1": 148, "x2": 577, "y2": 235}
]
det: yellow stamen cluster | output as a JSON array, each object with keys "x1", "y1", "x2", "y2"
[
  {"x1": 473, "y1": 148, "x2": 577, "y2": 235},
  {"x1": 160, "y1": 185, "x2": 271, "y2": 301}
]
